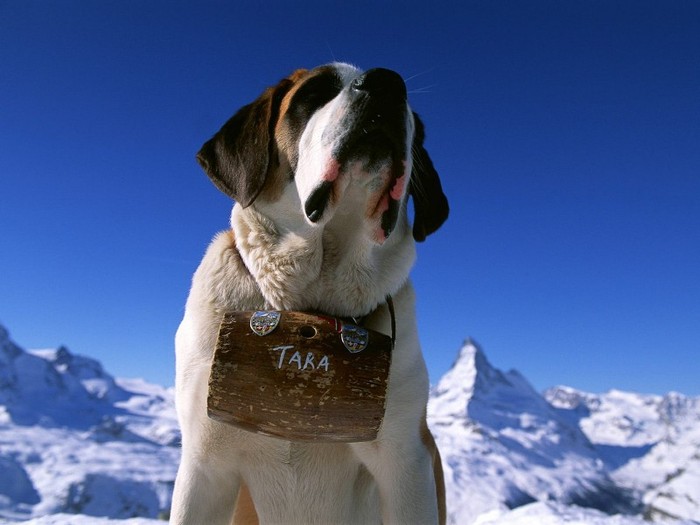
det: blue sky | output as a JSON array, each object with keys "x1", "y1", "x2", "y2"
[{"x1": 1, "y1": 1, "x2": 699, "y2": 395}]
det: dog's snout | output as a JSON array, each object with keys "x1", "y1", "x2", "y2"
[
  {"x1": 334, "y1": 67, "x2": 410, "y2": 172},
  {"x1": 351, "y1": 68, "x2": 407, "y2": 101}
]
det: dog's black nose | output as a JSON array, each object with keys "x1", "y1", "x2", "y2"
[{"x1": 351, "y1": 68, "x2": 407, "y2": 101}]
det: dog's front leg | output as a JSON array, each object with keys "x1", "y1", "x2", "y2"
[
  {"x1": 353, "y1": 433, "x2": 440, "y2": 525},
  {"x1": 171, "y1": 328, "x2": 245, "y2": 525},
  {"x1": 170, "y1": 449, "x2": 242, "y2": 525},
  {"x1": 351, "y1": 283, "x2": 444, "y2": 524}
]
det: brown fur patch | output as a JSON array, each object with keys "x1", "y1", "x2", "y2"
[
  {"x1": 232, "y1": 483, "x2": 259, "y2": 525},
  {"x1": 421, "y1": 415, "x2": 447, "y2": 525},
  {"x1": 272, "y1": 68, "x2": 312, "y2": 160},
  {"x1": 262, "y1": 66, "x2": 343, "y2": 204},
  {"x1": 254, "y1": 69, "x2": 310, "y2": 203},
  {"x1": 255, "y1": 153, "x2": 291, "y2": 203}
]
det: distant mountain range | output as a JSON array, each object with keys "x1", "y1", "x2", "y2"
[
  {"x1": 1, "y1": 324, "x2": 698, "y2": 524},
  {"x1": 430, "y1": 339, "x2": 700, "y2": 524},
  {"x1": 0, "y1": 323, "x2": 179, "y2": 521}
]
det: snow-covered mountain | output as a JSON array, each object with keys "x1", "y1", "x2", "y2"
[
  {"x1": 429, "y1": 339, "x2": 636, "y2": 524},
  {"x1": 545, "y1": 385, "x2": 700, "y2": 522},
  {"x1": 1, "y1": 324, "x2": 698, "y2": 524},
  {"x1": 0, "y1": 324, "x2": 179, "y2": 521},
  {"x1": 429, "y1": 338, "x2": 699, "y2": 525}
]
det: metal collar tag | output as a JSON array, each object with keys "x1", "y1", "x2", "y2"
[{"x1": 208, "y1": 310, "x2": 393, "y2": 443}]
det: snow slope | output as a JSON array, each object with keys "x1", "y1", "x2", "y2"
[
  {"x1": 546, "y1": 386, "x2": 700, "y2": 522},
  {"x1": 0, "y1": 324, "x2": 179, "y2": 521},
  {"x1": 428, "y1": 339, "x2": 637, "y2": 524},
  {"x1": 1, "y1": 324, "x2": 698, "y2": 524}
]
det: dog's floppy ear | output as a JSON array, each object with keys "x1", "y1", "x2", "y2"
[
  {"x1": 196, "y1": 77, "x2": 295, "y2": 207},
  {"x1": 410, "y1": 113, "x2": 449, "y2": 241}
]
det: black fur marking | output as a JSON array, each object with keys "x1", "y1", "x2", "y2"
[{"x1": 381, "y1": 198, "x2": 400, "y2": 239}]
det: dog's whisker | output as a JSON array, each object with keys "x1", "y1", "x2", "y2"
[
  {"x1": 409, "y1": 146, "x2": 431, "y2": 200},
  {"x1": 408, "y1": 84, "x2": 437, "y2": 95},
  {"x1": 403, "y1": 67, "x2": 436, "y2": 84},
  {"x1": 325, "y1": 40, "x2": 337, "y2": 63}
]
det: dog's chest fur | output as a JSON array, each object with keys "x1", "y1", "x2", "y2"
[{"x1": 230, "y1": 185, "x2": 416, "y2": 317}]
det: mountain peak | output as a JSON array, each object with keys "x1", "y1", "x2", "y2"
[
  {"x1": 0, "y1": 330, "x2": 129, "y2": 426},
  {"x1": 29, "y1": 344, "x2": 116, "y2": 388},
  {"x1": 0, "y1": 322, "x2": 179, "y2": 521},
  {"x1": 0, "y1": 323, "x2": 22, "y2": 361},
  {"x1": 437, "y1": 338, "x2": 493, "y2": 386},
  {"x1": 429, "y1": 338, "x2": 546, "y2": 424},
  {"x1": 428, "y1": 338, "x2": 488, "y2": 421},
  {"x1": 429, "y1": 341, "x2": 638, "y2": 524}
]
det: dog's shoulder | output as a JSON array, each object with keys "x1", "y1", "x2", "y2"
[{"x1": 187, "y1": 229, "x2": 264, "y2": 313}]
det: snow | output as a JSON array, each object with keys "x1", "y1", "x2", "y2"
[
  {"x1": 474, "y1": 501, "x2": 697, "y2": 525},
  {"x1": 0, "y1": 325, "x2": 179, "y2": 522},
  {"x1": 546, "y1": 384, "x2": 700, "y2": 522},
  {"x1": 9, "y1": 516, "x2": 161, "y2": 525},
  {"x1": 1, "y1": 325, "x2": 699, "y2": 524},
  {"x1": 429, "y1": 340, "x2": 637, "y2": 524}
]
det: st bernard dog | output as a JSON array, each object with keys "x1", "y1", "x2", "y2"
[{"x1": 171, "y1": 62, "x2": 448, "y2": 525}]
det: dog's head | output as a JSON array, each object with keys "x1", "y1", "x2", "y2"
[{"x1": 197, "y1": 63, "x2": 448, "y2": 244}]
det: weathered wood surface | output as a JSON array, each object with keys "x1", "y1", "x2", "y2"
[{"x1": 207, "y1": 311, "x2": 392, "y2": 443}]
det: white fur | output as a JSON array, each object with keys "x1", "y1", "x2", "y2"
[
  {"x1": 294, "y1": 63, "x2": 361, "y2": 216},
  {"x1": 171, "y1": 63, "x2": 440, "y2": 525}
]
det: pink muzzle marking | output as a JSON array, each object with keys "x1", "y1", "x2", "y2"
[
  {"x1": 323, "y1": 159, "x2": 341, "y2": 182},
  {"x1": 375, "y1": 194, "x2": 390, "y2": 214},
  {"x1": 374, "y1": 228, "x2": 387, "y2": 244},
  {"x1": 389, "y1": 173, "x2": 407, "y2": 200}
]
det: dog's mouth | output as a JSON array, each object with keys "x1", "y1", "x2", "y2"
[{"x1": 303, "y1": 136, "x2": 408, "y2": 244}]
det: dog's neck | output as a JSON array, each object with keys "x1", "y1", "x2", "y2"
[{"x1": 230, "y1": 191, "x2": 416, "y2": 318}]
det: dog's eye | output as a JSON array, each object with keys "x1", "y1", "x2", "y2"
[{"x1": 288, "y1": 73, "x2": 342, "y2": 122}]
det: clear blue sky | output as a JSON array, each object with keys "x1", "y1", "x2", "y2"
[{"x1": 1, "y1": 1, "x2": 699, "y2": 395}]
